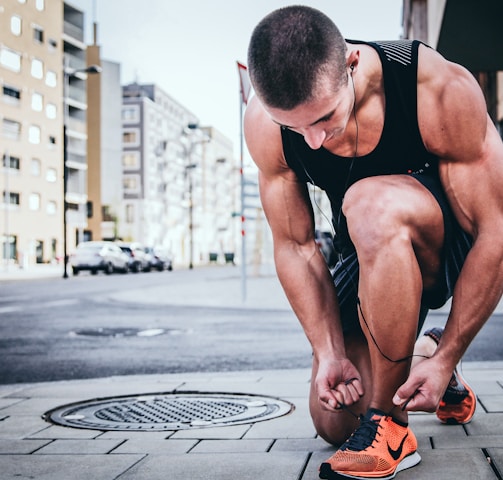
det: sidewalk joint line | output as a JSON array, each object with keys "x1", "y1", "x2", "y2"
[
  {"x1": 297, "y1": 451, "x2": 312, "y2": 480},
  {"x1": 266, "y1": 439, "x2": 275, "y2": 452},
  {"x1": 482, "y1": 448, "x2": 503, "y2": 480}
]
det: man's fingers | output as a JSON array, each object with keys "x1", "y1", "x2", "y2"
[
  {"x1": 319, "y1": 391, "x2": 342, "y2": 411},
  {"x1": 326, "y1": 378, "x2": 363, "y2": 409},
  {"x1": 344, "y1": 378, "x2": 364, "y2": 402},
  {"x1": 393, "y1": 381, "x2": 419, "y2": 407},
  {"x1": 394, "y1": 386, "x2": 438, "y2": 412}
]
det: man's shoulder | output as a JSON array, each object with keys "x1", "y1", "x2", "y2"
[
  {"x1": 244, "y1": 97, "x2": 286, "y2": 173},
  {"x1": 244, "y1": 96, "x2": 278, "y2": 142}
]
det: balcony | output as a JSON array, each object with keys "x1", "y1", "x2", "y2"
[{"x1": 63, "y1": 21, "x2": 84, "y2": 43}]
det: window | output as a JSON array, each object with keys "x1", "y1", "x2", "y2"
[
  {"x1": 2, "y1": 85, "x2": 21, "y2": 105},
  {"x1": 29, "y1": 193, "x2": 41, "y2": 211},
  {"x1": 45, "y1": 70, "x2": 56, "y2": 87},
  {"x1": 35, "y1": 240, "x2": 43, "y2": 263},
  {"x1": 36, "y1": 0, "x2": 44, "y2": 11},
  {"x1": 122, "y1": 152, "x2": 139, "y2": 168},
  {"x1": 125, "y1": 204, "x2": 135, "y2": 223},
  {"x1": 11, "y1": 16, "x2": 22, "y2": 36},
  {"x1": 33, "y1": 26, "x2": 44, "y2": 43},
  {"x1": 2, "y1": 119, "x2": 21, "y2": 140},
  {"x1": 123, "y1": 130, "x2": 138, "y2": 144},
  {"x1": 46, "y1": 168, "x2": 57, "y2": 182},
  {"x1": 3, "y1": 191, "x2": 20, "y2": 205},
  {"x1": 2, "y1": 154, "x2": 20, "y2": 170},
  {"x1": 46, "y1": 201, "x2": 56, "y2": 215},
  {"x1": 31, "y1": 92, "x2": 43, "y2": 111},
  {"x1": 48, "y1": 135, "x2": 56, "y2": 146},
  {"x1": 0, "y1": 47, "x2": 21, "y2": 72},
  {"x1": 102, "y1": 205, "x2": 115, "y2": 221},
  {"x1": 46, "y1": 103, "x2": 56, "y2": 119},
  {"x1": 2, "y1": 234, "x2": 17, "y2": 261},
  {"x1": 31, "y1": 58, "x2": 43, "y2": 79},
  {"x1": 28, "y1": 125, "x2": 41, "y2": 144},
  {"x1": 123, "y1": 176, "x2": 138, "y2": 190},
  {"x1": 122, "y1": 106, "x2": 139, "y2": 122},
  {"x1": 31, "y1": 158, "x2": 41, "y2": 176}
]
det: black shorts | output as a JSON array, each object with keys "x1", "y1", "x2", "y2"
[{"x1": 333, "y1": 173, "x2": 473, "y2": 334}]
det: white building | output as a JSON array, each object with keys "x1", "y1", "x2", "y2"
[{"x1": 119, "y1": 82, "x2": 237, "y2": 267}]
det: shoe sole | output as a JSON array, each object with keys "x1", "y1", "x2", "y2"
[
  {"x1": 319, "y1": 451, "x2": 421, "y2": 480},
  {"x1": 423, "y1": 328, "x2": 476, "y2": 425},
  {"x1": 437, "y1": 367, "x2": 476, "y2": 425}
]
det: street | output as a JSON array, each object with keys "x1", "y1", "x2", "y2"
[
  {"x1": 0, "y1": 265, "x2": 501, "y2": 385},
  {"x1": 0, "y1": 267, "x2": 311, "y2": 384}
]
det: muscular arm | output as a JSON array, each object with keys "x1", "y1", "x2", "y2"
[
  {"x1": 244, "y1": 96, "x2": 363, "y2": 409},
  {"x1": 396, "y1": 46, "x2": 503, "y2": 410},
  {"x1": 438, "y1": 125, "x2": 503, "y2": 368}
]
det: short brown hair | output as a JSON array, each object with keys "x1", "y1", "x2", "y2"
[{"x1": 247, "y1": 5, "x2": 348, "y2": 110}]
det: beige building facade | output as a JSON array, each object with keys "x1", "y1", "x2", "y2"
[
  {"x1": 0, "y1": 1, "x2": 254, "y2": 271},
  {"x1": 1, "y1": 0, "x2": 64, "y2": 265}
]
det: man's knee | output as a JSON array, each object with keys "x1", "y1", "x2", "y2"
[{"x1": 343, "y1": 180, "x2": 410, "y2": 257}]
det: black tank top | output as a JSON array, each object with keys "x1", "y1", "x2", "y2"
[{"x1": 281, "y1": 40, "x2": 438, "y2": 250}]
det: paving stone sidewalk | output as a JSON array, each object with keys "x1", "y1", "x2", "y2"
[{"x1": 0, "y1": 364, "x2": 502, "y2": 480}]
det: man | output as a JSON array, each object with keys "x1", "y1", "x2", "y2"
[{"x1": 244, "y1": 5, "x2": 503, "y2": 480}]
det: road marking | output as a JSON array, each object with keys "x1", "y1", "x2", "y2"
[
  {"x1": 42, "y1": 299, "x2": 79, "y2": 308},
  {"x1": 0, "y1": 298, "x2": 79, "y2": 314},
  {"x1": 0, "y1": 306, "x2": 21, "y2": 313}
]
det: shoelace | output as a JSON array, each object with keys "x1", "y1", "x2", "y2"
[{"x1": 341, "y1": 413, "x2": 383, "y2": 451}]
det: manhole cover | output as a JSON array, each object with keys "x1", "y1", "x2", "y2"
[
  {"x1": 44, "y1": 392, "x2": 294, "y2": 431},
  {"x1": 70, "y1": 327, "x2": 176, "y2": 338}
]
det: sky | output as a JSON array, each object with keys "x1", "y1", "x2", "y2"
[{"x1": 70, "y1": 0, "x2": 404, "y2": 157}]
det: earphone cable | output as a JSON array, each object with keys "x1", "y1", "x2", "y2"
[{"x1": 300, "y1": 72, "x2": 429, "y2": 366}]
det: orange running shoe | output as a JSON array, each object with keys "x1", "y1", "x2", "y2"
[
  {"x1": 319, "y1": 409, "x2": 421, "y2": 479},
  {"x1": 423, "y1": 327, "x2": 477, "y2": 425}
]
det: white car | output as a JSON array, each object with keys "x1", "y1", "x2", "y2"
[
  {"x1": 116, "y1": 242, "x2": 151, "y2": 273},
  {"x1": 70, "y1": 241, "x2": 129, "y2": 275}
]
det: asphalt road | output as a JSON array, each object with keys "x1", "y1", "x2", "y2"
[
  {"x1": 0, "y1": 267, "x2": 501, "y2": 384},
  {"x1": 0, "y1": 268, "x2": 311, "y2": 384}
]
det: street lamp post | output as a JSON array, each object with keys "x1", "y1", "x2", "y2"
[
  {"x1": 185, "y1": 123, "x2": 211, "y2": 270},
  {"x1": 62, "y1": 64, "x2": 101, "y2": 279},
  {"x1": 185, "y1": 162, "x2": 197, "y2": 269},
  {"x1": 162, "y1": 124, "x2": 210, "y2": 270}
]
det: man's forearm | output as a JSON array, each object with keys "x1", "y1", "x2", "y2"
[
  {"x1": 274, "y1": 244, "x2": 347, "y2": 360},
  {"x1": 435, "y1": 236, "x2": 503, "y2": 369}
]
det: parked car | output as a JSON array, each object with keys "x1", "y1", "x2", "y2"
[
  {"x1": 315, "y1": 230, "x2": 337, "y2": 269},
  {"x1": 145, "y1": 246, "x2": 173, "y2": 271},
  {"x1": 116, "y1": 242, "x2": 151, "y2": 273},
  {"x1": 70, "y1": 241, "x2": 129, "y2": 276}
]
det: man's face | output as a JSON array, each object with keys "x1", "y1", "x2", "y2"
[{"x1": 264, "y1": 78, "x2": 354, "y2": 150}]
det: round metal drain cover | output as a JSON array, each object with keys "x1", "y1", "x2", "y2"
[
  {"x1": 44, "y1": 392, "x2": 294, "y2": 431},
  {"x1": 70, "y1": 327, "x2": 170, "y2": 338}
]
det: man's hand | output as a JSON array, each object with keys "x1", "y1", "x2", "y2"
[
  {"x1": 393, "y1": 357, "x2": 451, "y2": 412},
  {"x1": 315, "y1": 357, "x2": 364, "y2": 412}
]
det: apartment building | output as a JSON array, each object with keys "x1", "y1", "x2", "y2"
[
  {"x1": 0, "y1": 0, "x2": 93, "y2": 267},
  {"x1": 120, "y1": 82, "x2": 237, "y2": 267},
  {"x1": 0, "y1": 1, "x2": 247, "y2": 270},
  {"x1": 1, "y1": 0, "x2": 63, "y2": 265},
  {"x1": 62, "y1": 1, "x2": 91, "y2": 251}
]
